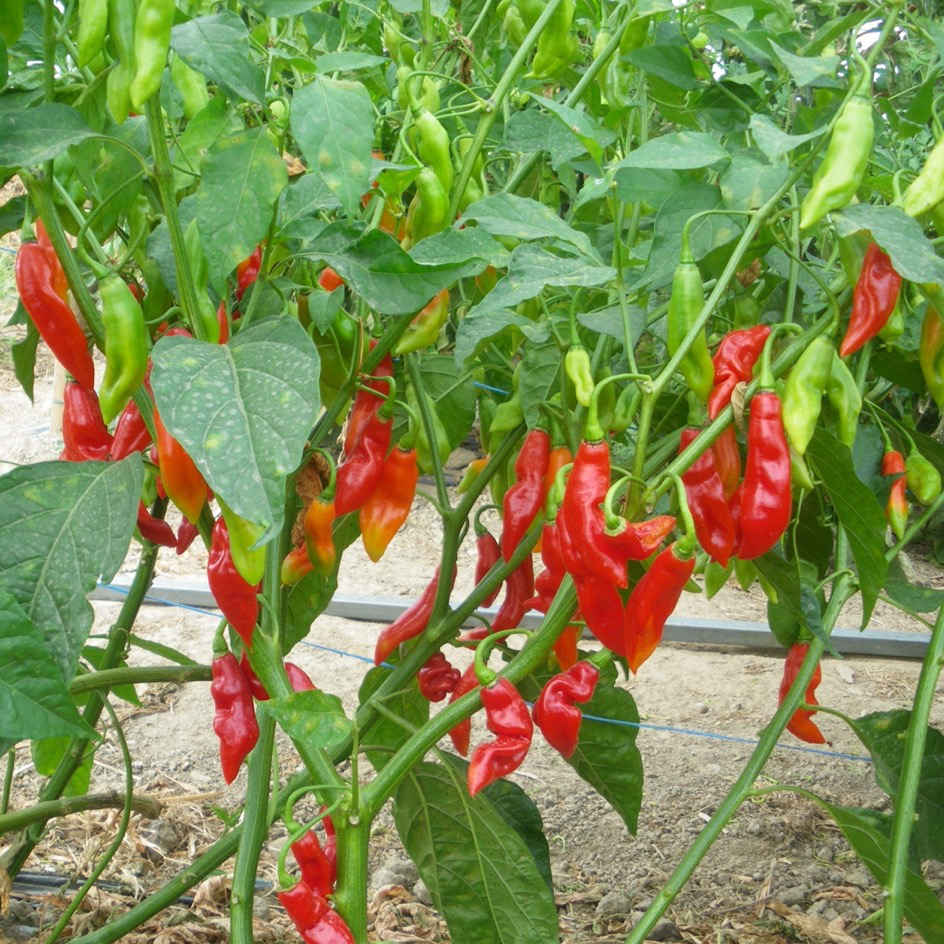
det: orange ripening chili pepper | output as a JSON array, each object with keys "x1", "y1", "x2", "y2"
[
  {"x1": 359, "y1": 445, "x2": 419, "y2": 561},
  {"x1": 553, "y1": 624, "x2": 581, "y2": 671},
  {"x1": 778, "y1": 642, "x2": 826, "y2": 744},
  {"x1": 882, "y1": 449, "x2": 909, "y2": 541},
  {"x1": 281, "y1": 544, "x2": 314, "y2": 585},
  {"x1": 318, "y1": 266, "x2": 344, "y2": 292},
  {"x1": 304, "y1": 495, "x2": 337, "y2": 575},
  {"x1": 153, "y1": 407, "x2": 209, "y2": 524},
  {"x1": 840, "y1": 242, "x2": 901, "y2": 358}
]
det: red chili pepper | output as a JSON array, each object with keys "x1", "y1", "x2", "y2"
[
  {"x1": 60, "y1": 381, "x2": 112, "y2": 460},
  {"x1": 474, "y1": 527, "x2": 502, "y2": 607},
  {"x1": 527, "y1": 521, "x2": 565, "y2": 613},
  {"x1": 417, "y1": 652, "x2": 461, "y2": 701},
  {"x1": 467, "y1": 677, "x2": 533, "y2": 796},
  {"x1": 532, "y1": 661, "x2": 599, "y2": 758},
  {"x1": 778, "y1": 642, "x2": 826, "y2": 744},
  {"x1": 448, "y1": 663, "x2": 479, "y2": 756},
  {"x1": 216, "y1": 300, "x2": 230, "y2": 344},
  {"x1": 286, "y1": 662, "x2": 316, "y2": 692},
  {"x1": 882, "y1": 449, "x2": 909, "y2": 540},
  {"x1": 574, "y1": 574, "x2": 627, "y2": 657},
  {"x1": 108, "y1": 399, "x2": 151, "y2": 460},
  {"x1": 175, "y1": 519, "x2": 199, "y2": 555},
  {"x1": 235, "y1": 244, "x2": 262, "y2": 299},
  {"x1": 343, "y1": 346, "x2": 394, "y2": 456},
  {"x1": 707, "y1": 325, "x2": 771, "y2": 419},
  {"x1": 490, "y1": 554, "x2": 534, "y2": 633},
  {"x1": 318, "y1": 266, "x2": 345, "y2": 293},
  {"x1": 277, "y1": 879, "x2": 354, "y2": 944},
  {"x1": 153, "y1": 407, "x2": 209, "y2": 524},
  {"x1": 15, "y1": 240, "x2": 95, "y2": 391},
  {"x1": 712, "y1": 426, "x2": 742, "y2": 500},
  {"x1": 678, "y1": 428, "x2": 736, "y2": 566},
  {"x1": 500, "y1": 428, "x2": 550, "y2": 562},
  {"x1": 552, "y1": 624, "x2": 580, "y2": 671},
  {"x1": 136, "y1": 502, "x2": 176, "y2": 546},
  {"x1": 359, "y1": 445, "x2": 418, "y2": 561},
  {"x1": 207, "y1": 517, "x2": 260, "y2": 649},
  {"x1": 840, "y1": 242, "x2": 902, "y2": 358},
  {"x1": 127, "y1": 281, "x2": 144, "y2": 303},
  {"x1": 210, "y1": 652, "x2": 259, "y2": 784},
  {"x1": 291, "y1": 826, "x2": 335, "y2": 898},
  {"x1": 240, "y1": 654, "x2": 316, "y2": 700},
  {"x1": 374, "y1": 566, "x2": 454, "y2": 665},
  {"x1": 335, "y1": 410, "x2": 392, "y2": 517},
  {"x1": 624, "y1": 542, "x2": 695, "y2": 673}
]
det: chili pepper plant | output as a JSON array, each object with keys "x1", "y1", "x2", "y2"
[{"x1": 2, "y1": 1, "x2": 944, "y2": 942}]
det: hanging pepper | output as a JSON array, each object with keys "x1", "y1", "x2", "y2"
[
  {"x1": 501, "y1": 428, "x2": 550, "y2": 561},
  {"x1": 302, "y1": 454, "x2": 338, "y2": 573},
  {"x1": 99, "y1": 275, "x2": 150, "y2": 425},
  {"x1": 902, "y1": 134, "x2": 944, "y2": 219},
  {"x1": 291, "y1": 817, "x2": 336, "y2": 898},
  {"x1": 529, "y1": 521, "x2": 566, "y2": 614},
  {"x1": 77, "y1": 0, "x2": 108, "y2": 66},
  {"x1": 455, "y1": 137, "x2": 488, "y2": 214},
  {"x1": 359, "y1": 445, "x2": 418, "y2": 561},
  {"x1": 490, "y1": 554, "x2": 535, "y2": 634},
  {"x1": 778, "y1": 643, "x2": 826, "y2": 744},
  {"x1": 343, "y1": 347, "x2": 394, "y2": 455},
  {"x1": 712, "y1": 427, "x2": 741, "y2": 500},
  {"x1": 153, "y1": 407, "x2": 209, "y2": 523},
  {"x1": 905, "y1": 447, "x2": 942, "y2": 506},
  {"x1": 678, "y1": 428, "x2": 736, "y2": 566},
  {"x1": 839, "y1": 242, "x2": 902, "y2": 357},
  {"x1": 281, "y1": 545, "x2": 314, "y2": 586},
  {"x1": 882, "y1": 449, "x2": 909, "y2": 540},
  {"x1": 394, "y1": 289, "x2": 450, "y2": 355},
  {"x1": 411, "y1": 109, "x2": 454, "y2": 196},
  {"x1": 920, "y1": 303, "x2": 944, "y2": 411},
  {"x1": 15, "y1": 239, "x2": 94, "y2": 391},
  {"x1": 467, "y1": 677, "x2": 533, "y2": 796},
  {"x1": 402, "y1": 166, "x2": 449, "y2": 247},
  {"x1": 532, "y1": 661, "x2": 599, "y2": 758},
  {"x1": 666, "y1": 227, "x2": 714, "y2": 403},
  {"x1": 105, "y1": 0, "x2": 135, "y2": 123},
  {"x1": 318, "y1": 267, "x2": 345, "y2": 293},
  {"x1": 208, "y1": 517, "x2": 260, "y2": 650},
  {"x1": 109, "y1": 399, "x2": 151, "y2": 460},
  {"x1": 553, "y1": 624, "x2": 581, "y2": 671},
  {"x1": 407, "y1": 384, "x2": 451, "y2": 475},
  {"x1": 61, "y1": 382, "x2": 113, "y2": 461},
  {"x1": 277, "y1": 880, "x2": 355, "y2": 944},
  {"x1": 474, "y1": 523, "x2": 502, "y2": 607},
  {"x1": 417, "y1": 652, "x2": 461, "y2": 702},
  {"x1": 799, "y1": 60, "x2": 874, "y2": 229},
  {"x1": 236, "y1": 245, "x2": 262, "y2": 299},
  {"x1": 826, "y1": 352, "x2": 862, "y2": 447},
  {"x1": 457, "y1": 456, "x2": 489, "y2": 494},
  {"x1": 335, "y1": 402, "x2": 393, "y2": 517},
  {"x1": 781, "y1": 335, "x2": 834, "y2": 456},
  {"x1": 448, "y1": 663, "x2": 479, "y2": 756},
  {"x1": 169, "y1": 53, "x2": 209, "y2": 119},
  {"x1": 530, "y1": 0, "x2": 577, "y2": 78},
  {"x1": 574, "y1": 574, "x2": 628, "y2": 657},
  {"x1": 175, "y1": 519, "x2": 199, "y2": 555},
  {"x1": 129, "y1": 0, "x2": 174, "y2": 107},
  {"x1": 136, "y1": 502, "x2": 176, "y2": 547},
  {"x1": 210, "y1": 651, "x2": 260, "y2": 784},
  {"x1": 738, "y1": 333, "x2": 792, "y2": 560},
  {"x1": 564, "y1": 346, "x2": 595, "y2": 407},
  {"x1": 708, "y1": 325, "x2": 771, "y2": 419},
  {"x1": 374, "y1": 566, "x2": 454, "y2": 665},
  {"x1": 219, "y1": 498, "x2": 266, "y2": 586}
]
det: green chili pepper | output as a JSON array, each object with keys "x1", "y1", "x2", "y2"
[
  {"x1": 667, "y1": 229, "x2": 714, "y2": 403},
  {"x1": 920, "y1": 301, "x2": 944, "y2": 411},
  {"x1": 395, "y1": 289, "x2": 450, "y2": 355},
  {"x1": 219, "y1": 498, "x2": 266, "y2": 584},
  {"x1": 77, "y1": 0, "x2": 108, "y2": 66},
  {"x1": 825, "y1": 351, "x2": 861, "y2": 448},
  {"x1": 905, "y1": 448, "x2": 942, "y2": 506},
  {"x1": 99, "y1": 275, "x2": 150, "y2": 425},
  {"x1": 412, "y1": 109, "x2": 453, "y2": 197},
  {"x1": 903, "y1": 135, "x2": 944, "y2": 219},
  {"x1": 407, "y1": 385, "x2": 451, "y2": 474},
  {"x1": 129, "y1": 0, "x2": 174, "y2": 108},
  {"x1": 790, "y1": 444, "x2": 815, "y2": 491},
  {"x1": 170, "y1": 53, "x2": 209, "y2": 119},
  {"x1": 404, "y1": 166, "x2": 449, "y2": 247},
  {"x1": 455, "y1": 137, "x2": 487, "y2": 214},
  {"x1": 530, "y1": 0, "x2": 576, "y2": 79},
  {"x1": 781, "y1": 336, "x2": 833, "y2": 455},
  {"x1": 565, "y1": 346, "x2": 594, "y2": 407},
  {"x1": 609, "y1": 384, "x2": 635, "y2": 434},
  {"x1": 183, "y1": 219, "x2": 221, "y2": 343},
  {"x1": 799, "y1": 65, "x2": 874, "y2": 230},
  {"x1": 105, "y1": 0, "x2": 136, "y2": 124},
  {"x1": 487, "y1": 396, "x2": 524, "y2": 455}
]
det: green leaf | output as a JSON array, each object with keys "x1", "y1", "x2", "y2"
[
  {"x1": 806, "y1": 427, "x2": 888, "y2": 626},
  {"x1": 720, "y1": 152, "x2": 789, "y2": 210},
  {"x1": 768, "y1": 41, "x2": 839, "y2": 87},
  {"x1": 0, "y1": 104, "x2": 95, "y2": 166},
  {"x1": 518, "y1": 340, "x2": 561, "y2": 428},
  {"x1": 174, "y1": 96, "x2": 235, "y2": 187},
  {"x1": 32, "y1": 736, "x2": 93, "y2": 797},
  {"x1": 278, "y1": 172, "x2": 342, "y2": 238},
  {"x1": 417, "y1": 355, "x2": 477, "y2": 450},
  {"x1": 0, "y1": 457, "x2": 142, "y2": 681},
  {"x1": 618, "y1": 131, "x2": 728, "y2": 170},
  {"x1": 530, "y1": 96, "x2": 617, "y2": 166},
  {"x1": 409, "y1": 227, "x2": 507, "y2": 271},
  {"x1": 454, "y1": 309, "x2": 549, "y2": 368},
  {"x1": 171, "y1": 14, "x2": 265, "y2": 104},
  {"x1": 815, "y1": 797, "x2": 944, "y2": 941},
  {"x1": 284, "y1": 569, "x2": 337, "y2": 652},
  {"x1": 458, "y1": 194, "x2": 596, "y2": 258},
  {"x1": 625, "y1": 45, "x2": 698, "y2": 89},
  {"x1": 309, "y1": 227, "x2": 470, "y2": 314},
  {"x1": 884, "y1": 557, "x2": 944, "y2": 614},
  {"x1": 613, "y1": 167, "x2": 681, "y2": 208},
  {"x1": 0, "y1": 192, "x2": 25, "y2": 236},
  {"x1": 192, "y1": 129, "x2": 288, "y2": 290},
  {"x1": 149, "y1": 320, "x2": 320, "y2": 535},
  {"x1": 393, "y1": 760, "x2": 559, "y2": 943},
  {"x1": 0, "y1": 592, "x2": 93, "y2": 742},
  {"x1": 850, "y1": 710, "x2": 944, "y2": 863},
  {"x1": 290, "y1": 76, "x2": 373, "y2": 217},
  {"x1": 316, "y1": 51, "x2": 386, "y2": 72},
  {"x1": 749, "y1": 114, "x2": 822, "y2": 162},
  {"x1": 259, "y1": 689, "x2": 352, "y2": 755},
  {"x1": 834, "y1": 205, "x2": 944, "y2": 286},
  {"x1": 81, "y1": 646, "x2": 140, "y2": 706},
  {"x1": 358, "y1": 662, "x2": 429, "y2": 773},
  {"x1": 9, "y1": 302, "x2": 39, "y2": 402},
  {"x1": 504, "y1": 109, "x2": 585, "y2": 170}
]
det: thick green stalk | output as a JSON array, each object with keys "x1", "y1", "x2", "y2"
[
  {"x1": 882, "y1": 602, "x2": 944, "y2": 943},
  {"x1": 144, "y1": 99, "x2": 207, "y2": 340},
  {"x1": 230, "y1": 713, "x2": 276, "y2": 944},
  {"x1": 2, "y1": 541, "x2": 159, "y2": 877},
  {"x1": 448, "y1": 0, "x2": 565, "y2": 220},
  {"x1": 0, "y1": 792, "x2": 161, "y2": 834},
  {"x1": 332, "y1": 803, "x2": 369, "y2": 943},
  {"x1": 69, "y1": 664, "x2": 211, "y2": 695},
  {"x1": 624, "y1": 531, "x2": 854, "y2": 943}
]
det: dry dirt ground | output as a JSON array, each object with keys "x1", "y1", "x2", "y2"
[{"x1": 1, "y1": 228, "x2": 943, "y2": 943}]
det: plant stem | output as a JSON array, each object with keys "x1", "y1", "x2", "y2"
[
  {"x1": 332, "y1": 802, "x2": 369, "y2": 943},
  {"x1": 882, "y1": 601, "x2": 944, "y2": 944},
  {"x1": 1, "y1": 750, "x2": 12, "y2": 815},
  {"x1": 405, "y1": 354, "x2": 451, "y2": 513},
  {"x1": 0, "y1": 792, "x2": 162, "y2": 835},
  {"x1": 230, "y1": 713, "x2": 276, "y2": 944},
  {"x1": 624, "y1": 530, "x2": 854, "y2": 943},
  {"x1": 2, "y1": 541, "x2": 159, "y2": 878},
  {"x1": 69, "y1": 664, "x2": 212, "y2": 695}
]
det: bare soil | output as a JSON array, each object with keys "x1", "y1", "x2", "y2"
[{"x1": 1, "y1": 244, "x2": 943, "y2": 943}]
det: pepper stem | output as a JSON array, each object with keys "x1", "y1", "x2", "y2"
[
  {"x1": 473, "y1": 503, "x2": 502, "y2": 535},
  {"x1": 670, "y1": 474, "x2": 697, "y2": 556},
  {"x1": 473, "y1": 629, "x2": 531, "y2": 687},
  {"x1": 602, "y1": 473, "x2": 638, "y2": 532},
  {"x1": 545, "y1": 462, "x2": 573, "y2": 519},
  {"x1": 586, "y1": 372, "x2": 651, "y2": 441},
  {"x1": 310, "y1": 447, "x2": 337, "y2": 500},
  {"x1": 757, "y1": 323, "x2": 802, "y2": 388}
]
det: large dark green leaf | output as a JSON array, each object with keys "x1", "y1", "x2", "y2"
[
  {"x1": 416, "y1": 354, "x2": 477, "y2": 450},
  {"x1": 807, "y1": 427, "x2": 888, "y2": 626},
  {"x1": 884, "y1": 557, "x2": 944, "y2": 614},
  {"x1": 150, "y1": 320, "x2": 320, "y2": 536},
  {"x1": 0, "y1": 104, "x2": 95, "y2": 166},
  {"x1": 358, "y1": 662, "x2": 429, "y2": 773},
  {"x1": 0, "y1": 457, "x2": 142, "y2": 681},
  {"x1": 532, "y1": 97, "x2": 616, "y2": 166},
  {"x1": 851, "y1": 710, "x2": 944, "y2": 863},
  {"x1": 393, "y1": 760, "x2": 559, "y2": 943},
  {"x1": 618, "y1": 131, "x2": 728, "y2": 170},
  {"x1": 259, "y1": 690, "x2": 352, "y2": 755}
]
